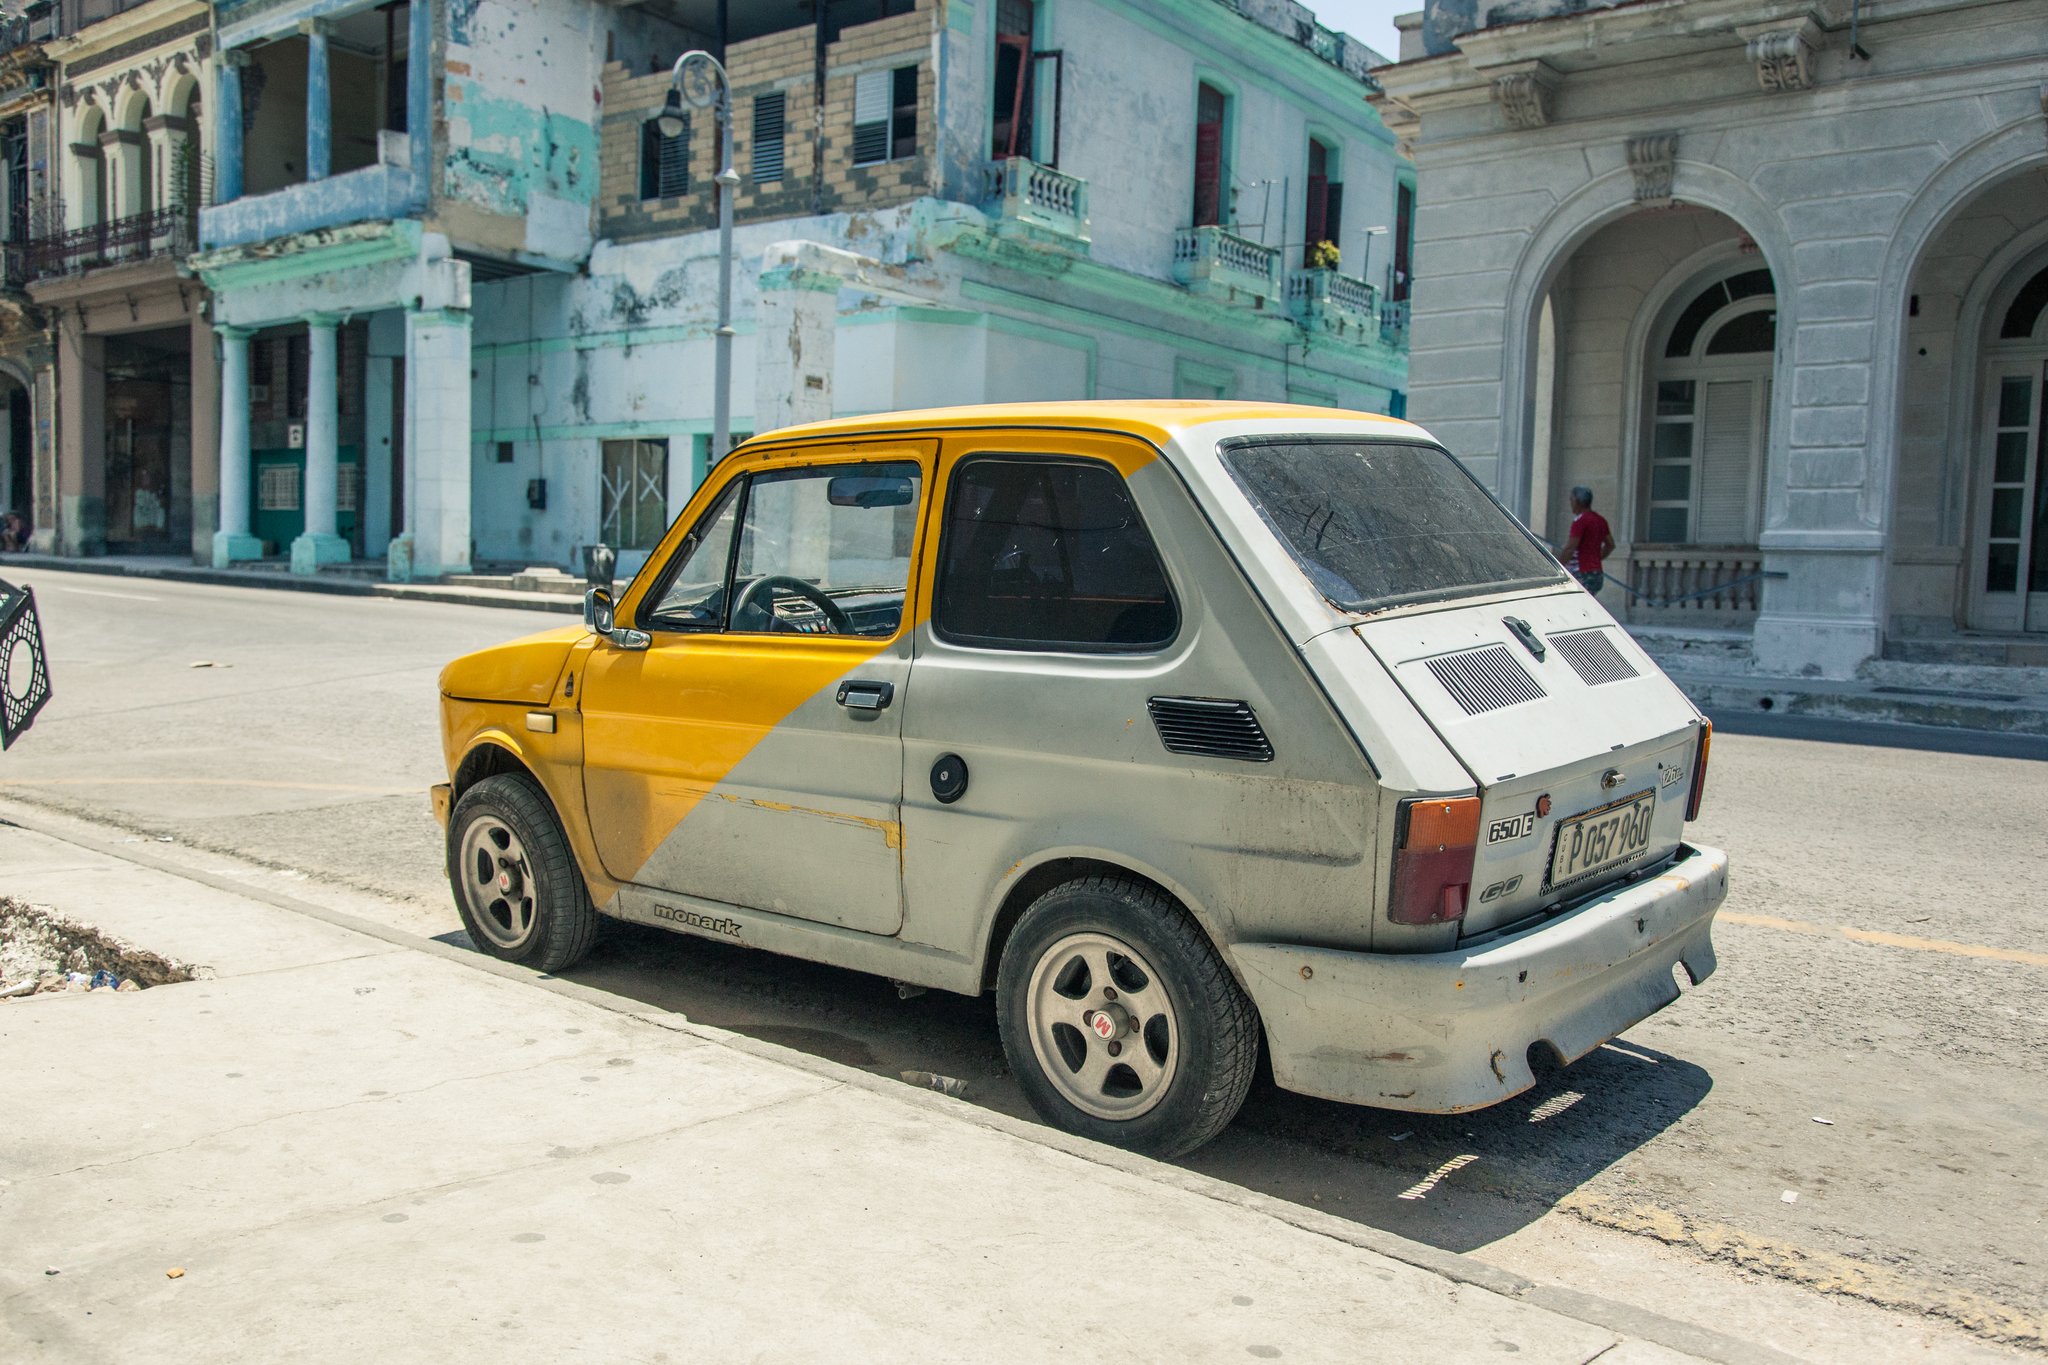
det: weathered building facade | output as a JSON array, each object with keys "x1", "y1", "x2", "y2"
[{"x1": 1376, "y1": 0, "x2": 2048, "y2": 676}]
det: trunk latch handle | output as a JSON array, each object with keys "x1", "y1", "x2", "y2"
[{"x1": 1504, "y1": 616, "x2": 1547, "y2": 661}]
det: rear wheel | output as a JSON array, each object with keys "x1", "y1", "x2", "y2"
[
  {"x1": 996, "y1": 876, "x2": 1258, "y2": 1158},
  {"x1": 448, "y1": 772, "x2": 599, "y2": 973}
]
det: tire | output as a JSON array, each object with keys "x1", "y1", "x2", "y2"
[
  {"x1": 447, "y1": 772, "x2": 600, "y2": 973},
  {"x1": 996, "y1": 876, "x2": 1258, "y2": 1158}
]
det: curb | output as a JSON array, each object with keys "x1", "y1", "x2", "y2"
[
  {"x1": 0, "y1": 553, "x2": 583, "y2": 616},
  {"x1": 1670, "y1": 673, "x2": 2048, "y2": 737},
  {"x1": 0, "y1": 803, "x2": 1805, "y2": 1365}
]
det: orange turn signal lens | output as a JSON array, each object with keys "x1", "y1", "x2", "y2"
[
  {"x1": 1403, "y1": 796, "x2": 1482, "y2": 851},
  {"x1": 1684, "y1": 719, "x2": 1712, "y2": 823}
]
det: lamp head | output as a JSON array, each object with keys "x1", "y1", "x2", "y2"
[{"x1": 656, "y1": 87, "x2": 686, "y2": 139}]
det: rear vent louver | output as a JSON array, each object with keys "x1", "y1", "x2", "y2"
[
  {"x1": 1147, "y1": 697, "x2": 1274, "y2": 762},
  {"x1": 1426, "y1": 645, "x2": 1546, "y2": 715},
  {"x1": 1552, "y1": 628, "x2": 1640, "y2": 686}
]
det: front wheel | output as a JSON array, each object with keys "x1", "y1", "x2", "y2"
[
  {"x1": 448, "y1": 772, "x2": 599, "y2": 973},
  {"x1": 996, "y1": 877, "x2": 1258, "y2": 1158}
]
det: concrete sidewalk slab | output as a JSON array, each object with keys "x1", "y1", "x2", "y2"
[{"x1": 0, "y1": 822, "x2": 1750, "y2": 1363}]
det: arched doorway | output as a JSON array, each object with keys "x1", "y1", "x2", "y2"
[
  {"x1": 1643, "y1": 266, "x2": 1776, "y2": 547},
  {"x1": 1972, "y1": 260, "x2": 2048, "y2": 631}
]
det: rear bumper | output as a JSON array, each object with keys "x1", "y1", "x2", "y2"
[{"x1": 1231, "y1": 843, "x2": 1727, "y2": 1113}]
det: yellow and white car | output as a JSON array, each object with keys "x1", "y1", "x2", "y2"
[{"x1": 435, "y1": 402, "x2": 1726, "y2": 1157}]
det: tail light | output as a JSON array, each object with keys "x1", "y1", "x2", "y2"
[
  {"x1": 1389, "y1": 796, "x2": 1481, "y2": 925},
  {"x1": 1685, "y1": 719, "x2": 1712, "y2": 822}
]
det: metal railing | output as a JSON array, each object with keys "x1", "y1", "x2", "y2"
[{"x1": 20, "y1": 207, "x2": 195, "y2": 281}]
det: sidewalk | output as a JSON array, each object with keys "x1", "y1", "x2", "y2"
[
  {"x1": 0, "y1": 552, "x2": 584, "y2": 616},
  {"x1": 0, "y1": 817, "x2": 1771, "y2": 1364}
]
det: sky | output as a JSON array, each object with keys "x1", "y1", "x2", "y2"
[{"x1": 1302, "y1": 0, "x2": 1412, "y2": 63}]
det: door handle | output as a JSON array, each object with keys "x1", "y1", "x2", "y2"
[{"x1": 835, "y1": 680, "x2": 895, "y2": 711}]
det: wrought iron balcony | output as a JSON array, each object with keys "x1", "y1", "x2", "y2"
[
  {"x1": 1286, "y1": 266, "x2": 1379, "y2": 342},
  {"x1": 1172, "y1": 226, "x2": 1280, "y2": 308},
  {"x1": 982, "y1": 157, "x2": 1089, "y2": 247},
  {"x1": 22, "y1": 208, "x2": 196, "y2": 281}
]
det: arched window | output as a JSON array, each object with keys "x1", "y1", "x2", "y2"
[
  {"x1": 1645, "y1": 267, "x2": 1777, "y2": 545},
  {"x1": 75, "y1": 106, "x2": 105, "y2": 228}
]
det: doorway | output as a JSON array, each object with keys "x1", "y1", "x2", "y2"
[
  {"x1": 1970, "y1": 264, "x2": 2048, "y2": 632},
  {"x1": 104, "y1": 329, "x2": 191, "y2": 553}
]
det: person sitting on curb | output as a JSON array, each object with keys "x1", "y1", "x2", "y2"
[
  {"x1": 0, "y1": 510, "x2": 25, "y2": 553},
  {"x1": 1558, "y1": 486, "x2": 1614, "y2": 597}
]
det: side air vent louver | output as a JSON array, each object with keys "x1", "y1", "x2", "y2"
[
  {"x1": 1552, "y1": 628, "x2": 1640, "y2": 687},
  {"x1": 1147, "y1": 696, "x2": 1274, "y2": 762},
  {"x1": 1426, "y1": 645, "x2": 1546, "y2": 716}
]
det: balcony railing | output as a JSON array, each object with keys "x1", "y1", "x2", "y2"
[
  {"x1": 21, "y1": 208, "x2": 195, "y2": 281},
  {"x1": 1619, "y1": 547, "x2": 1769, "y2": 621},
  {"x1": 1287, "y1": 266, "x2": 1378, "y2": 341},
  {"x1": 1380, "y1": 297, "x2": 1410, "y2": 345},
  {"x1": 982, "y1": 157, "x2": 1089, "y2": 246},
  {"x1": 1172, "y1": 225, "x2": 1280, "y2": 307}
]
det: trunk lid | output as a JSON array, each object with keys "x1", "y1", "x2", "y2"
[{"x1": 1355, "y1": 590, "x2": 1703, "y2": 937}]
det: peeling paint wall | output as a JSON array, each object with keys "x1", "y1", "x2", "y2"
[{"x1": 439, "y1": 0, "x2": 607, "y2": 257}]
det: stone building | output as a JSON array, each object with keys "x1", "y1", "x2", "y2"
[
  {"x1": 464, "y1": 0, "x2": 1413, "y2": 577},
  {"x1": 27, "y1": 0, "x2": 216, "y2": 561},
  {"x1": 0, "y1": 1, "x2": 58, "y2": 549},
  {"x1": 1374, "y1": 0, "x2": 2048, "y2": 676}
]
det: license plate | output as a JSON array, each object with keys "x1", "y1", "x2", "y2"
[{"x1": 1546, "y1": 790, "x2": 1656, "y2": 889}]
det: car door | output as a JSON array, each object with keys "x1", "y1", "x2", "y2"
[{"x1": 578, "y1": 440, "x2": 934, "y2": 934}]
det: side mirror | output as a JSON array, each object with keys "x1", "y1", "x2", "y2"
[
  {"x1": 584, "y1": 542, "x2": 617, "y2": 593},
  {"x1": 584, "y1": 586, "x2": 614, "y2": 635}
]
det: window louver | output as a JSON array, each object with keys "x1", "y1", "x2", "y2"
[
  {"x1": 1425, "y1": 645, "x2": 1545, "y2": 715},
  {"x1": 1147, "y1": 697, "x2": 1274, "y2": 762},
  {"x1": 1552, "y1": 628, "x2": 1640, "y2": 687}
]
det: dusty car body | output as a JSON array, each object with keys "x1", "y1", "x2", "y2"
[{"x1": 435, "y1": 401, "x2": 1725, "y2": 1155}]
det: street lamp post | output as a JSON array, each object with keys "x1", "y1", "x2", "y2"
[{"x1": 663, "y1": 51, "x2": 741, "y2": 465}]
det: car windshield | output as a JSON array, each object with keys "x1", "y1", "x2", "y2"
[{"x1": 1219, "y1": 437, "x2": 1567, "y2": 614}]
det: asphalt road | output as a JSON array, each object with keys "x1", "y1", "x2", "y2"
[{"x1": 4, "y1": 566, "x2": 2042, "y2": 1360}]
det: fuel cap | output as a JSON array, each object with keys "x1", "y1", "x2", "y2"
[{"x1": 930, "y1": 754, "x2": 969, "y2": 804}]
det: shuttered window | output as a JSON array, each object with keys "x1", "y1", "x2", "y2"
[
  {"x1": 640, "y1": 114, "x2": 689, "y2": 201},
  {"x1": 752, "y1": 91, "x2": 785, "y2": 183},
  {"x1": 852, "y1": 70, "x2": 891, "y2": 165}
]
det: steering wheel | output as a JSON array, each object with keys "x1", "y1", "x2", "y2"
[{"x1": 732, "y1": 574, "x2": 855, "y2": 635}]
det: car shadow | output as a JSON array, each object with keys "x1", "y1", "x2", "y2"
[{"x1": 549, "y1": 918, "x2": 1715, "y2": 1258}]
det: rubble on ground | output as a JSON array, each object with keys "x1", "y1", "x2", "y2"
[{"x1": 0, "y1": 897, "x2": 212, "y2": 998}]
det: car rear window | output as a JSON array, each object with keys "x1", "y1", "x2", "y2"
[{"x1": 1219, "y1": 437, "x2": 1567, "y2": 613}]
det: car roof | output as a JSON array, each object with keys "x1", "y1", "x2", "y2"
[{"x1": 736, "y1": 401, "x2": 1432, "y2": 452}]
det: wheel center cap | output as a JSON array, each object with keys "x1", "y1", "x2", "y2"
[
  {"x1": 496, "y1": 861, "x2": 520, "y2": 894},
  {"x1": 1086, "y1": 1003, "x2": 1130, "y2": 1042}
]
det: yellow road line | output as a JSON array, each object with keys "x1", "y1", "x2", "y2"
[
  {"x1": 0, "y1": 778, "x2": 417, "y2": 795},
  {"x1": 1720, "y1": 910, "x2": 2048, "y2": 967}
]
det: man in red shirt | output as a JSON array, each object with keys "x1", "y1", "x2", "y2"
[{"x1": 1560, "y1": 486, "x2": 1614, "y2": 597}]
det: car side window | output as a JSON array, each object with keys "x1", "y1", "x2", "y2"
[
  {"x1": 640, "y1": 477, "x2": 744, "y2": 631},
  {"x1": 933, "y1": 457, "x2": 1180, "y2": 652},
  {"x1": 728, "y1": 462, "x2": 923, "y2": 636}
]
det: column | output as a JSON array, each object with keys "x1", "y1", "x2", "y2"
[
  {"x1": 212, "y1": 326, "x2": 261, "y2": 566},
  {"x1": 216, "y1": 54, "x2": 245, "y2": 204},
  {"x1": 291, "y1": 315, "x2": 348, "y2": 573},
  {"x1": 56, "y1": 314, "x2": 105, "y2": 556},
  {"x1": 100, "y1": 128, "x2": 142, "y2": 223},
  {"x1": 395, "y1": 306, "x2": 472, "y2": 581},
  {"x1": 189, "y1": 311, "x2": 219, "y2": 564},
  {"x1": 304, "y1": 20, "x2": 331, "y2": 183},
  {"x1": 752, "y1": 269, "x2": 838, "y2": 436},
  {"x1": 406, "y1": 0, "x2": 430, "y2": 207}
]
